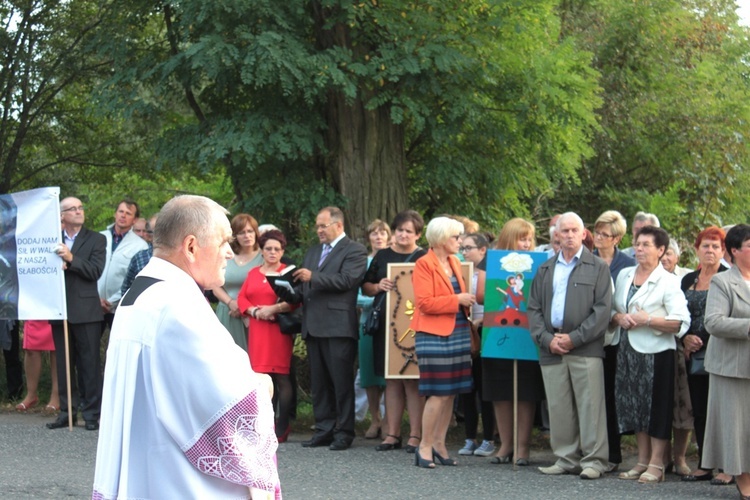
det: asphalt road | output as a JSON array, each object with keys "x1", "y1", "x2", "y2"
[{"x1": 0, "y1": 410, "x2": 738, "y2": 499}]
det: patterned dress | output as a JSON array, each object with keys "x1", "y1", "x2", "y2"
[
  {"x1": 615, "y1": 284, "x2": 675, "y2": 439},
  {"x1": 415, "y1": 276, "x2": 473, "y2": 396}
]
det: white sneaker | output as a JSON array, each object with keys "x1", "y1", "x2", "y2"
[
  {"x1": 458, "y1": 439, "x2": 477, "y2": 456},
  {"x1": 473, "y1": 440, "x2": 496, "y2": 457}
]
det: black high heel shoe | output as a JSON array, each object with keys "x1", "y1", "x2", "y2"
[
  {"x1": 375, "y1": 434, "x2": 402, "y2": 451},
  {"x1": 414, "y1": 449, "x2": 435, "y2": 469},
  {"x1": 432, "y1": 448, "x2": 457, "y2": 466}
]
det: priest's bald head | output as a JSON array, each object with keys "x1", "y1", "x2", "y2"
[{"x1": 153, "y1": 195, "x2": 234, "y2": 290}]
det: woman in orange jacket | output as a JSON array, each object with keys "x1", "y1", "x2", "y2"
[{"x1": 411, "y1": 217, "x2": 476, "y2": 469}]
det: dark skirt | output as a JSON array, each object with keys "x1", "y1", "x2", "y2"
[
  {"x1": 481, "y1": 358, "x2": 545, "y2": 402},
  {"x1": 415, "y1": 317, "x2": 473, "y2": 397},
  {"x1": 615, "y1": 330, "x2": 675, "y2": 439}
]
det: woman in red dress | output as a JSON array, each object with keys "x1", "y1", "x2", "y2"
[{"x1": 237, "y1": 229, "x2": 296, "y2": 441}]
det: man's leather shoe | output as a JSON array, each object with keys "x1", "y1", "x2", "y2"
[
  {"x1": 329, "y1": 439, "x2": 350, "y2": 451},
  {"x1": 301, "y1": 435, "x2": 333, "y2": 448},
  {"x1": 85, "y1": 421, "x2": 99, "y2": 431},
  {"x1": 46, "y1": 416, "x2": 76, "y2": 429}
]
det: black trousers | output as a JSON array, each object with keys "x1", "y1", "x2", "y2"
[
  {"x1": 51, "y1": 321, "x2": 103, "y2": 422},
  {"x1": 687, "y1": 373, "x2": 710, "y2": 470},
  {"x1": 306, "y1": 335, "x2": 357, "y2": 443},
  {"x1": 460, "y1": 355, "x2": 495, "y2": 441},
  {"x1": 603, "y1": 344, "x2": 621, "y2": 464}
]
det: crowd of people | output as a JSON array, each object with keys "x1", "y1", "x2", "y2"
[{"x1": 3, "y1": 198, "x2": 749, "y2": 499}]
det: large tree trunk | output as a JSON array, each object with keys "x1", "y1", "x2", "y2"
[
  {"x1": 324, "y1": 90, "x2": 408, "y2": 243},
  {"x1": 311, "y1": 3, "x2": 409, "y2": 243}
]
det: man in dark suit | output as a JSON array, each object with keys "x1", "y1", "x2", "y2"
[
  {"x1": 47, "y1": 197, "x2": 107, "y2": 431},
  {"x1": 279, "y1": 207, "x2": 367, "y2": 450}
]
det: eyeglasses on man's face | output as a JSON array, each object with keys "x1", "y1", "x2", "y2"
[
  {"x1": 315, "y1": 222, "x2": 336, "y2": 231},
  {"x1": 61, "y1": 205, "x2": 84, "y2": 213}
]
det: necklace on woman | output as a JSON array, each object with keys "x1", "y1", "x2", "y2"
[{"x1": 235, "y1": 250, "x2": 258, "y2": 266}]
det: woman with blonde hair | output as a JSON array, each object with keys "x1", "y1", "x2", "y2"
[
  {"x1": 358, "y1": 219, "x2": 391, "y2": 439},
  {"x1": 410, "y1": 217, "x2": 475, "y2": 468},
  {"x1": 483, "y1": 218, "x2": 544, "y2": 466},
  {"x1": 592, "y1": 210, "x2": 635, "y2": 472},
  {"x1": 493, "y1": 218, "x2": 535, "y2": 252}
]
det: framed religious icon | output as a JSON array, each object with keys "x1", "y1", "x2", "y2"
[{"x1": 384, "y1": 261, "x2": 473, "y2": 379}]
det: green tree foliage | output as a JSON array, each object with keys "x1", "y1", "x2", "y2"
[
  {"x1": 0, "y1": 0, "x2": 148, "y2": 195},
  {"x1": 93, "y1": 0, "x2": 601, "y2": 242},
  {"x1": 557, "y1": 0, "x2": 750, "y2": 240}
]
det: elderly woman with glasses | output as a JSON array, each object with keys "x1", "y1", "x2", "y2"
[
  {"x1": 410, "y1": 217, "x2": 475, "y2": 469},
  {"x1": 592, "y1": 210, "x2": 635, "y2": 472}
]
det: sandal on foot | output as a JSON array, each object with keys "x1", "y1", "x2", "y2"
[
  {"x1": 15, "y1": 397, "x2": 38, "y2": 412},
  {"x1": 490, "y1": 453, "x2": 513, "y2": 464},
  {"x1": 375, "y1": 434, "x2": 402, "y2": 451},
  {"x1": 619, "y1": 463, "x2": 648, "y2": 480},
  {"x1": 638, "y1": 464, "x2": 665, "y2": 484},
  {"x1": 404, "y1": 436, "x2": 420, "y2": 454},
  {"x1": 432, "y1": 448, "x2": 457, "y2": 466},
  {"x1": 711, "y1": 475, "x2": 736, "y2": 486},
  {"x1": 414, "y1": 449, "x2": 435, "y2": 469}
]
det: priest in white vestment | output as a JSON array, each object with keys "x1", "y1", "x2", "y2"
[{"x1": 93, "y1": 195, "x2": 281, "y2": 499}]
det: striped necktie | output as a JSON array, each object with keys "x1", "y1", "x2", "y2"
[{"x1": 318, "y1": 244, "x2": 332, "y2": 267}]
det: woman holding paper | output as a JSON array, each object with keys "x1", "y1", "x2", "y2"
[
  {"x1": 237, "y1": 229, "x2": 295, "y2": 442},
  {"x1": 483, "y1": 218, "x2": 544, "y2": 466}
]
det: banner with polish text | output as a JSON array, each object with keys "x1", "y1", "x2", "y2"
[{"x1": 0, "y1": 187, "x2": 66, "y2": 320}]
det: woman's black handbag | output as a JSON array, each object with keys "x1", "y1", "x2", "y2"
[
  {"x1": 276, "y1": 309, "x2": 302, "y2": 335},
  {"x1": 364, "y1": 248, "x2": 422, "y2": 336},
  {"x1": 688, "y1": 346, "x2": 708, "y2": 376},
  {"x1": 364, "y1": 295, "x2": 384, "y2": 336}
]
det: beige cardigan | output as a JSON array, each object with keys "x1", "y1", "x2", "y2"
[{"x1": 704, "y1": 265, "x2": 750, "y2": 379}]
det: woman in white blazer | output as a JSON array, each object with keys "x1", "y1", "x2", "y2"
[
  {"x1": 702, "y1": 224, "x2": 750, "y2": 500},
  {"x1": 611, "y1": 226, "x2": 690, "y2": 484}
]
